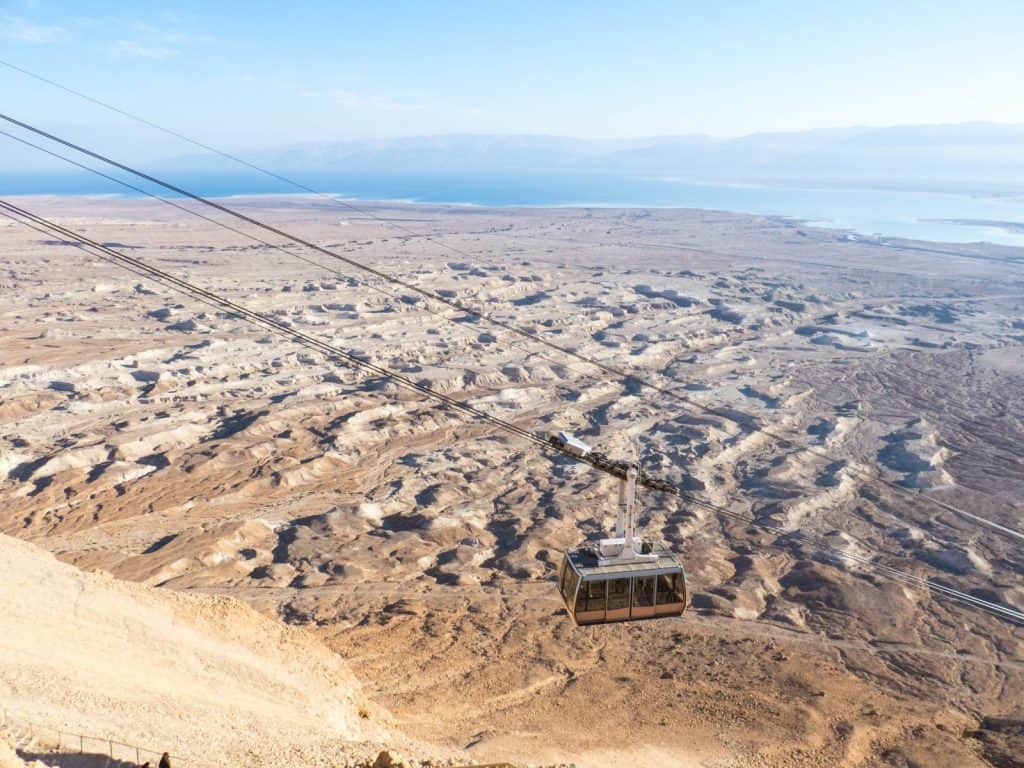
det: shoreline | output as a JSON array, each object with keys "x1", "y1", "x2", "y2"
[
  {"x1": 4, "y1": 168, "x2": 1024, "y2": 247},
  {"x1": 7, "y1": 191, "x2": 1024, "y2": 257}
]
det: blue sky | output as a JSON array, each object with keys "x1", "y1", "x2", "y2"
[{"x1": 2, "y1": 0, "x2": 1023, "y2": 163}]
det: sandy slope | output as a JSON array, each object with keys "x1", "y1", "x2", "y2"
[
  {"x1": 0, "y1": 740, "x2": 36, "y2": 768},
  {"x1": 0, "y1": 532, "x2": 412, "y2": 768}
]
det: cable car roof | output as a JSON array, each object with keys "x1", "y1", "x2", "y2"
[{"x1": 565, "y1": 544, "x2": 683, "y2": 579}]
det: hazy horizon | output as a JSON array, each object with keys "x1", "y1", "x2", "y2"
[
  {"x1": 238, "y1": 120, "x2": 1024, "y2": 144},
  {"x1": 3, "y1": 2, "x2": 1022, "y2": 237},
  {"x1": 3, "y1": 0, "x2": 1024, "y2": 166}
]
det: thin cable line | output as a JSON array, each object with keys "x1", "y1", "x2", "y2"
[
  {"x1": 2, "y1": 111, "x2": 1020, "y2": 544},
  {"x1": 3, "y1": 199, "x2": 1020, "y2": 626},
  {"x1": 0, "y1": 124, "x2": 865, "y2": 493},
  {"x1": 0, "y1": 128, "x2": 990, "y2": 550}
]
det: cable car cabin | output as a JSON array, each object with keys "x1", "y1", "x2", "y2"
[
  {"x1": 557, "y1": 453, "x2": 687, "y2": 625},
  {"x1": 559, "y1": 546, "x2": 686, "y2": 624}
]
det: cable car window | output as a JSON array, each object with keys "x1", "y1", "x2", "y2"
[
  {"x1": 576, "y1": 579, "x2": 607, "y2": 613},
  {"x1": 670, "y1": 572, "x2": 685, "y2": 603},
  {"x1": 587, "y1": 579, "x2": 607, "y2": 612},
  {"x1": 656, "y1": 573, "x2": 680, "y2": 604},
  {"x1": 656, "y1": 572, "x2": 684, "y2": 604},
  {"x1": 633, "y1": 576, "x2": 655, "y2": 607},
  {"x1": 607, "y1": 578, "x2": 630, "y2": 610},
  {"x1": 562, "y1": 568, "x2": 580, "y2": 606}
]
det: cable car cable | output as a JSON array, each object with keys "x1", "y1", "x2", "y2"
[
  {"x1": 0, "y1": 123, "x2": 878, "y2": 508},
  {"x1": 0, "y1": 125, "x2": 987, "y2": 553},
  {"x1": 3, "y1": 198, "x2": 1020, "y2": 627},
  {"x1": 1, "y1": 111, "x2": 1019, "y2": 546}
]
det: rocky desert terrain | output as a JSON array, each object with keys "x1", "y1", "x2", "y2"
[{"x1": 1, "y1": 195, "x2": 1022, "y2": 767}]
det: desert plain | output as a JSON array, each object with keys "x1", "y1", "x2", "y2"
[{"x1": 1, "y1": 195, "x2": 1023, "y2": 767}]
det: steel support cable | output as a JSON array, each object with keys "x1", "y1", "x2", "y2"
[
  {"x1": 0, "y1": 117, "x2": 710, "y2": 481},
  {"x1": 0, "y1": 127, "x2": 898, "y2": 491},
  {"x1": 4, "y1": 199, "x2": 1022, "y2": 628},
  {"x1": 0, "y1": 127, "x2": 714, "y2": 464},
  {"x1": 0, "y1": 121, "x2": 786, "y2": 477},
  {"x1": 3, "y1": 112, "x2": 1019, "y2": 545}
]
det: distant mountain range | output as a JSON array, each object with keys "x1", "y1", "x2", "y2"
[{"x1": 189, "y1": 123, "x2": 1024, "y2": 194}]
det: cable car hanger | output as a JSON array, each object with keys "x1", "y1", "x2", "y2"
[{"x1": 556, "y1": 439, "x2": 687, "y2": 624}]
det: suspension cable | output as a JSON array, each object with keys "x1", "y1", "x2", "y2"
[
  {"x1": 3, "y1": 198, "x2": 1020, "y2": 627},
  {"x1": 2, "y1": 110, "x2": 1020, "y2": 545}
]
